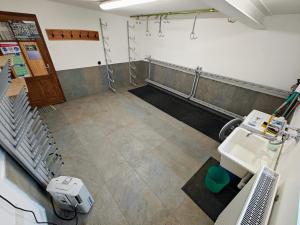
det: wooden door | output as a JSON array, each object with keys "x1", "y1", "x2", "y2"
[{"x1": 0, "y1": 11, "x2": 65, "y2": 107}]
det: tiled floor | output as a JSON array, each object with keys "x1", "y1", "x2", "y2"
[{"x1": 42, "y1": 87, "x2": 220, "y2": 225}]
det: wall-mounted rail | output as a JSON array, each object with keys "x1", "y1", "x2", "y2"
[
  {"x1": 146, "y1": 58, "x2": 290, "y2": 99},
  {"x1": 99, "y1": 18, "x2": 116, "y2": 92},
  {"x1": 146, "y1": 56, "x2": 199, "y2": 99},
  {"x1": 146, "y1": 57, "x2": 289, "y2": 119},
  {"x1": 146, "y1": 57, "x2": 241, "y2": 118}
]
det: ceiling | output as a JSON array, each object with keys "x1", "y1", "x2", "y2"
[
  {"x1": 48, "y1": 0, "x2": 222, "y2": 17},
  {"x1": 263, "y1": 0, "x2": 300, "y2": 15},
  {"x1": 49, "y1": 0, "x2": 300, "y2": 16}
]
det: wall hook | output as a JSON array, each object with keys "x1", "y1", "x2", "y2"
[
  {"x1": 190, "y1": 14, "x2": 198, "y2": 40},
  {"x1": 227, "y1": 18, "x2": 236, "y2": 23},
  {"x1": 128, "y1": 23, "x2": 135, "y2": 29},
  {"x1": 163, "y1": 15, "x2": 170, "y2": 24},
  {"x1": 146, "y1": 16, "x2": 151, "y2": 37},
  {"x1": 158, "y1": 15, "x2": 164, "y2": 38},
  {"x1": 136, "y1": 17, "x2": 142, "y2": 24},
  {"x1": 101, "y1": 22, "x2": 108, "y2": 29}
]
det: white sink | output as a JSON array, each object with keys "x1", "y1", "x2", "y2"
[{"x1": 218, "y1": 127, "x2": 280, "y2": 178}]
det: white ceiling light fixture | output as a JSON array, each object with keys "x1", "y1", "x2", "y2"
[{"x1": 99, "y1": 0, "x2": 157, "y2": 10}]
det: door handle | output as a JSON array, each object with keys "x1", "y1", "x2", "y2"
[{"x1": 45, "y1": 64, "x2": 50, "y2": 73}]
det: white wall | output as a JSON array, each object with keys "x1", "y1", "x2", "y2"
[
  {"x1": 0, "y1": 0, "x2": 129, "y2": 71},
  {"x1": 1, "y1": 1, "x2": 299, "y2": 90},
  {"x1": 134, "y1": 14, "x2": 300, "y2": 91}
]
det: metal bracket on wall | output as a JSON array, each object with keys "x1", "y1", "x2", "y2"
[
  {"x1": 0, "y1": 64, "x2": 64, "y2": 187},
  {"x1": 190, "y1": 97, "x2": 243, "y2": 119},
  {"x1": 189, "y1": 67, "x2": 201, "y2": 98},
  {"x1": 127, "y1": 21, "x2": 138, "y2": 86},
  {"x1": 145, "y1": 56, "x2": 196, "y2": 99},
  {"x1": 99, "y1": 18, "x2": 116, "y2": 92}
]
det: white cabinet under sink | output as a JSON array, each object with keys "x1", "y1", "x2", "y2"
[{"x1": 218, "y1": 127, "x2": 280, "y2": 178}]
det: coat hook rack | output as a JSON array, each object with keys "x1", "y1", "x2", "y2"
[{"x1": 46, "y1": 29, "x2": 99, "y2": 41}]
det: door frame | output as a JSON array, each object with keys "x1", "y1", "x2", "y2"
[{"x1": 0, "y1": 11, "x2": 66, "y2": 105}]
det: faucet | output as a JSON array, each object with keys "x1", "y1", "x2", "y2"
[
  {"x1": 246, "y1": 131, "x2": 275, "y2": 141},
  {"x1": 246, "y1": 126, "x2": 300, "y2": 145}
]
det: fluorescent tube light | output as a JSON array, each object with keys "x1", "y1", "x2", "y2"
[{"x1": 99, "y1": 0, "x2": 157, "y2": 10}]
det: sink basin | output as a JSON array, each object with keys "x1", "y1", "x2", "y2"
[{"x1": 218, "y1": 127, "x2": 280, "y2": 178}]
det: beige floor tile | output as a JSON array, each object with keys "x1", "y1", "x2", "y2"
[{"x1": 43, "y1": 89, "x2": 220, "y2": 225}]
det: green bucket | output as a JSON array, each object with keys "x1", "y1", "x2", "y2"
[{"x1": 205, "y1": 166, "x2": 230, "y2": 193}]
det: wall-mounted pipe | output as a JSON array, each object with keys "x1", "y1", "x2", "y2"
[{"x1": 130, "y1": 8, "x2": 217, "y2": 19}]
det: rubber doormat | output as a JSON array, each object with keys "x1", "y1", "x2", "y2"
[
  {"x1": 129, "y1": 85, "x2": 232, "y2": 141},
  {"x1": 182, "y1": 157, "x2": 241, "y2": 221}
]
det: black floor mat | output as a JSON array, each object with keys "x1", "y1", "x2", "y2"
[
  {"x1": 129, "y1": 85, "x2": 232, "y2": 141},
  {"x1": 182, "y1": 157, "x2": 241, "y2": 221}
]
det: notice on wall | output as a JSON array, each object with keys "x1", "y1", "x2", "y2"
[
  {"x1": 0, "y1": 22, "x2": 15, "y2": 41},
  {"x1": 9, "y1": 21, "x2": 40, "y2": 40},
  {"x1": 25, "y1": 44, "x2": 41, "y2": 60}
]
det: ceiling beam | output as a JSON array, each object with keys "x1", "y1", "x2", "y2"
[{"x1": 202, "y1": 0, "x2": 269, "y2": 29}]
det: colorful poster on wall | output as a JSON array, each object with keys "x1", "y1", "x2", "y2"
[
  {"x1": 9, "y1": 21, "x2": 40, "y2": 40},
  {"x1": 0, "y1": 42, "x2": 21, "y2": 55},
  {"x1": 0, "y1": 42, "x2": 29, "y2": 77}
]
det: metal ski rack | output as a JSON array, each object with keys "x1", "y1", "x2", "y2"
[
  {"x1": 99, "y1": 18, "x2": 116, "y2": 92},
  {"x1": 145, "y1": 57, "x2": 243, "y2": 119},
  {"x1": 0, "y1": 63, "x2": 64, "y2": 187},
  {"x1": 127, "y1": 21, "x2": 137, "y2": 86}
]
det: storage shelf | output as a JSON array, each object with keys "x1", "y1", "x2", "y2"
[{"x1": 0, "y1": 39, "x2": 17, "y2": 42}]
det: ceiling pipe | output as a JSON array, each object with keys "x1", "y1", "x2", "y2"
[{"x1": 130, "y1": 8, "x2": 218, "y2": 19}]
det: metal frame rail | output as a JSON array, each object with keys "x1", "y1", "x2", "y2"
[
  {"x1": 127, "y1": 21, "x2": 137, "y2": 86},
  {"x1": 99, "y1": 18, "x2": 116, "y2": 92},
  {"x1": 146, "y1": 57, "x2": 285, "y2": 119},
  {"x1": 147, "y1": 58, "x2": 289, "y2": 99},
  {"x1": 0, "y1": 64, "x2": 64, "y2": 187}
]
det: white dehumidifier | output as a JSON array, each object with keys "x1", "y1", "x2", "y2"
[{"x1": 47, "y1": 176, "x2": 94, "y2": 213}]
